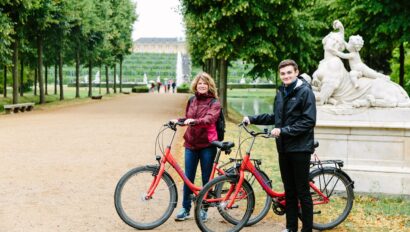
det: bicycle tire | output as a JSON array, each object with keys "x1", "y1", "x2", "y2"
[
  {"x1": 114, "y1": 165, "x2": 177, "y2": 230},
  {"x1": 308, "y1": 167, "x2": 354, "y2": 230},
  {"x1": 225, "y1": 167, "x2": 272, "y2": 226},
  {"x1": 195, "y1": 175, "x2": 255, "y2": 232}
]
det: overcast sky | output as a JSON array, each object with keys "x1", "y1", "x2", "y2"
[{"x1": 132, "y1": 0, "x2": 185, "y2": 40}]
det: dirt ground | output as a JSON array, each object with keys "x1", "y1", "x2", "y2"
[{"x1": 0, "y1": 93, "x2": 284, "y2": 232}]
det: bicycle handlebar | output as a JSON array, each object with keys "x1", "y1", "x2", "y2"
[
  {"x1": 238, "y1": 122, "x2": 272, "y2": 138},
  {"x1": 165, "y1": 121, "x2": 184, "y2": 130}
]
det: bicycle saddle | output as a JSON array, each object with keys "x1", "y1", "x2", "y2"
[{"x1": 211, "y1": 141, "x2": 235, "y2": 151}]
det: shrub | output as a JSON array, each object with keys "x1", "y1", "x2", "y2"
[
  {"x1": 132, "y1": 85, "x2": 149, "y2": 93},
  {"x1": 177, "y1": 83, "x2": 190, "y2": 93}
]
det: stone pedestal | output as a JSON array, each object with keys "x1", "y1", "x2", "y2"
[{"x1": 315, "y1": 106, "x2": 410, "y2": 195}]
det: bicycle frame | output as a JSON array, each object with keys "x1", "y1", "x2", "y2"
[
  {"x1": 227, "y1": 126, "x2": 329, "y2": 209},
  {"x1": 146, "y1": 123, "x2": 227, "y2": 199}
]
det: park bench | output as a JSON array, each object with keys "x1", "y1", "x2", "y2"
[
  {"x1": 91, "y1": 95, "x2": 103, "y2": 100},
  {"x1": 4, "y1": 102, "x2": 35, "y2": 114}
]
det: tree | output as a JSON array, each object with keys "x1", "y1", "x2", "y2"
[
  {"x1": 1, "y1": 0, "x2": 34, "y2": 104},
  {"x1": 0, "y1": 8, "x2": 13, "y2": 65},
  {"x1": 109, "y1": 0, "x2": 137, "y2": 93},
  {"x1": 182, "y1": 0, "x2": 322, "y2": 114},
  {"x1": 26, "y1": 0, "x2": 60, "y2": 104}
]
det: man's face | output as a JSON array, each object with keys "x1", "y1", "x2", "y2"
[{"x1": 279, "y1": 65, "x2": 299, "y2": 86}]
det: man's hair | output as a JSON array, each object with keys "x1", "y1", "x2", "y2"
[{"x1": 278, "y1": 59, "x2": 299, "y2": 71}]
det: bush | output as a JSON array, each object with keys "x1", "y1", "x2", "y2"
[
  {"x1": 227, "y1": 83, "x2": 276, "y2": 89},
  {"x1": 177, "y1": 83, "x2": 190, "y2": 93},
  {"x1": 132, "y1": 85, "x2": 149, "y2": 93}
]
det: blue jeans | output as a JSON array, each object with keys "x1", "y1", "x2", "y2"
[{"x1": 182, "y1": 146, "x2": 217, "y2": 211}]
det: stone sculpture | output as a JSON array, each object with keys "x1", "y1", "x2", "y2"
[{"x1": 311, "y1": 20, "x2": 410, "y2": 108}]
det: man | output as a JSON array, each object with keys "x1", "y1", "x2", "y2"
[{"x1": 243, "y1": 59, "x2": 316, "y2": 232}]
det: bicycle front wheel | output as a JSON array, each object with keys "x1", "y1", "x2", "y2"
[
  {"x1": 114, "y1": 165, "x2": 177, "y2": 230},
  {"x1": 195, "y1": 175, "x2": 255, "y2": 232},
  {"x1": 309, "y1": 168, "x2": 354, "y2": 230},
  {"x1": 225, "y1": 167, "x2": 272, "y2": 226}
]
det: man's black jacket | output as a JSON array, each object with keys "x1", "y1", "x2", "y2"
[{"x1": 249, "y1": 77, "x2": 317, "y2": 153}]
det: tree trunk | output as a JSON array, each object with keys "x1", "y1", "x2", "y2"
[
  {"x1": 211, "y1": 57, "x2": 219, "y2": 92},
  {"x1": 54, "y1": 63, "x2": 57, "y2": 95},
  {"x1": 217, "y1": 60, "x2": 221, "y2": 97},
  {"x1": 75, "y1": 49, "x2": 80, "y2": 98},
  {"x1": 58, "y1": 50, "x2": 64, "y2": 100},
  {"x1": 88, "y1": 59, "x2": 92, "y2": 97},
  {"x1": 3, "y1": 65, "x2": 7, "y2": 97},
  {"x1": 34, "y1": 67, "x2": 37, "y2": 95},
  {"x1": 99, "y1": 65, "x2": 102, "y2": 95},
  {"x1": 45, "y1": 65, "x2": 48, "y2": 95},
  {"x1": 211, "y1": 57, "x2": 217, "y2": 79},
  {"x1": 399, "y1": 42, "x2": 405, "y2": 87},
  {"x1": 37, "y1": 36, "x2": 45, "y2": 104},
  {"x1": 219, "y1": 59, "x2": 228, "y2": 116},
  {"x1": 204, "y1": 59, "x2": 211, "y2": 73},
  {"x1": 12, "y1": 39, "x2": 19, "y2": 104},
  {"x1": 20, "y1": 57, "x2": 24, "y2": 96},
  {"x1": 105, "y1": 65, "x2": 110, "y2": 94},
  {"x1": 113, "y1": 63, "x2": 117, "y2": 93},
  {"x1": 119, "y1": 58, "x2": 123, "y2": 93}
]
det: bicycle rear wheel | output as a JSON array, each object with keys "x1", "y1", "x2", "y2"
[
  {"x1": 114, "y1": 165, "x2": 177, "y2": 230},
  {"x1": 309, "y1": 168, "x2": 354, "y2": 230},
  {"x1": 195, "y1": 175, "x2": 255, "y2": 232}
]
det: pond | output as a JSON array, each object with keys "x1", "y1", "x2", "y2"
[{"x1": 228, "y1": 97, "x2": 273, "y2": 116}]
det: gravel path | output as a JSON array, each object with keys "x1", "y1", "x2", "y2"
[{"x1": 0, "y1": 93, "x2": 285, "y2": 232}]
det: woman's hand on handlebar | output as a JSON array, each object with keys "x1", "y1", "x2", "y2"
[{"x1": 184, "y1": 118, "x2": 196, "y2": 126}]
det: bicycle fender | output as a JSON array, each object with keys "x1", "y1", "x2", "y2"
[
  {"x1": 337, "y1": 169, "x2": 355, "y2": 189},
  {"x1": 146, "y1": 165, "x2": 179, "y2": 208},
  {"x1": 310, "y1": 167, "x2": 355, "y2": 189}
]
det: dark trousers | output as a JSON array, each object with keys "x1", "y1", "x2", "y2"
[
  {"x1": 279, "y1": 152, "x2": 313, "y2": 232},
  {"x1": 182, "y1": 146, "x2": 216, "y2": 211}
]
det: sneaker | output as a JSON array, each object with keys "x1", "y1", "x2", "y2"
[
  {"x1": 200, "y1": 209, "x2": 208, "y2": 222},
  {"x1": 175, "y1": 208, "x2": 190, "y2": 221}
]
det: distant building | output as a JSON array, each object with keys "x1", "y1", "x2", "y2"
[{"x1": 132, "y1": 37, "x2": 187, "y2": 54}]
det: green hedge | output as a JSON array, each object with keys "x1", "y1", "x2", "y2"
[
  {"x1": 227, "y1": 83, "x2": 276, "y2": 89},
  {"x1": 67, "y1": 83, "x2": 147, "y2": 88},
  {"x1": 132, "y1": 86, "x2": 149, "y2": 93},
  {"x1": 177, "y1": 83, "x2": 190, "y2": 93}
]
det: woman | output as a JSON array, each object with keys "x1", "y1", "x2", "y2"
[{"x1": 171, "y1": 72, "x2": 221, "y2": 221}]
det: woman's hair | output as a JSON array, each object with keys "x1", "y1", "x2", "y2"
[{"x1": 190, "y1": 72, "x2": 218, "y2": 98}]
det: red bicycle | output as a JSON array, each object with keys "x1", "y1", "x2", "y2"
[
  {"x1": 114, "y1": 121, "x2": 270, "y2": 230},
  {"x1": 194, "y1": 123, "x2": 355, "y2": 232}
]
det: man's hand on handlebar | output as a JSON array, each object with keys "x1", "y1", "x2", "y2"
[
  {"x1": 242, "y1": 117, "x2": 250, "y2": 126},
  {"x1": 271, "y1": 128, "x2": 281, "y2": 138}
]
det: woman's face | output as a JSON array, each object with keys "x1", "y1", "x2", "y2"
[{"x1": 196, "y1": 78, "x2": 209, "y2": 94}]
